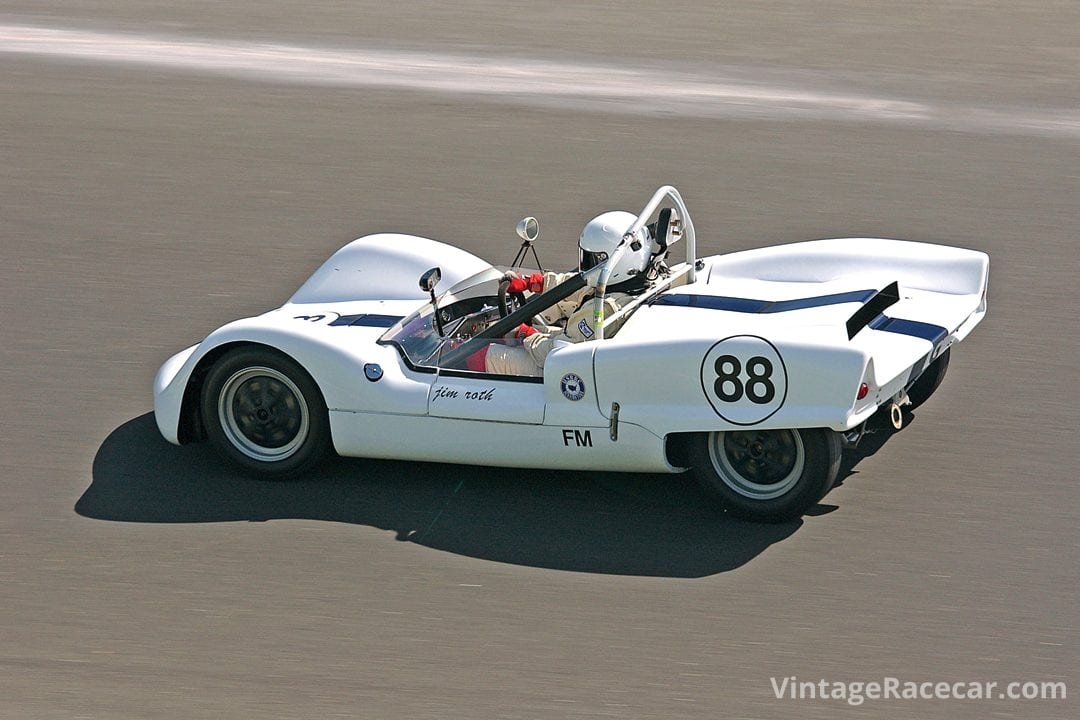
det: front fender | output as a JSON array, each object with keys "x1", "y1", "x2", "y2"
[
  {"x1": 152, "y1": 308, "x2": 430, "y2": 446},
  {"x1": 153, "y1": 344, "x2": 200, "y2": 445},
  {"x1": 289, "y1": 234, "x2": 492, "y2": 304}
]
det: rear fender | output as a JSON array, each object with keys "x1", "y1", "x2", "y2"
[{"x1": 593, "y1": 334, "x2": 872, "y2": 434}]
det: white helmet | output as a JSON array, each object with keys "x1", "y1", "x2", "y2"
[{"x1": 579, "y1": 210, "x2": 652, "y2": 286}]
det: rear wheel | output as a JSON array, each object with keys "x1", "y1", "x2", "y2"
[
  {"x1": 906, "y1": 347, "x2": 951, "y2": 409},
  {"x1": 201, "y1": 347, "x2": 331, "y2": 477},
  {"x1": 689, "y1": 427, "x2": 841, "y2": 523}
]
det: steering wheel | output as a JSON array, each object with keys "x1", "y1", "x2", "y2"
[{"x1": 497, "y1": 278, "x2": 528, "y2": 318}]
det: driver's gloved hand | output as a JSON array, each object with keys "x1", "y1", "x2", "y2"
[
  {"x1": 514, "y1": 323, "x2": 538, "y2": 341},
  {"x1": 506, "y1": 272, "x2": 544, "y2": 294}
]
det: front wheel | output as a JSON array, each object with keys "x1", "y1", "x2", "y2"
[
  {"x1": 201, "y1": 347, "x2": 332, "y2": 477},
  {"x1": 689, "y1": 427, "x2": 841, "y2": 523}
]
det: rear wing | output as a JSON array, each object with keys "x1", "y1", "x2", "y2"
[{"x1": 846, "y1": 281, "x2": 900, "y2": 340}]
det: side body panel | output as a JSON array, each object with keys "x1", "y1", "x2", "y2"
[
  {"x1": 329, "y1": 411, "x2": 675, "y2": 473},
  {"x1": 427, "y1": 373, "x2": 546, "y2": 424}
]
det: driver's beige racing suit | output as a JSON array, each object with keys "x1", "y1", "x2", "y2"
[{"x1": 485, "y1": 271, "x2": 631, "y2": 376}]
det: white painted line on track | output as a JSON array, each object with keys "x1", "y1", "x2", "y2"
[{"x1": 2, "y1": 24, "x2": 1078, "y2": 138}]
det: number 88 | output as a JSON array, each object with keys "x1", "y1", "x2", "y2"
[{"x1": 714, "y1": 354, "x2": 776, "y2": 405}]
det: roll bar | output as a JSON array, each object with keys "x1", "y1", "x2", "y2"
[
  {"x1": 624, "y1": 185, "x2": 696, "y2": 280},
  {"x1": 589, "y1": 185, "x2": 696, "y2": 340}
]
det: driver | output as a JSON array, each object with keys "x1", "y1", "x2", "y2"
[{"x1": 467, "y1": 211, "x2": 654, "y2": 376}]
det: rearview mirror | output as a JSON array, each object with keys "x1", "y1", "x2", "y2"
[
  {"x1": 419, "y1": 267, "x2": 441, "y2": 293},
  {"x1": 515, "y1": 216, "x2": 539, "y2": 243}
]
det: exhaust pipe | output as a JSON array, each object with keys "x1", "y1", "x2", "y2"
[{"x1": 887, "y1": 401, "x2": 904, "y2": 430}]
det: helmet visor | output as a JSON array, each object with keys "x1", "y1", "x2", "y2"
[{"x1": 580, "y1": 250, "x2": 609, "y2": 271}]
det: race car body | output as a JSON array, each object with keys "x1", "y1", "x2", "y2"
[{"x1": 154, "y1": 186, "x2": 988, "y2": 521}]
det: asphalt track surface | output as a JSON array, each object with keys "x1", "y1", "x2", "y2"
[{"x1": 2, "y1": 3, "x2": 1078, "y2": 719}]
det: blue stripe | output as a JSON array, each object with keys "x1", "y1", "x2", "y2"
[
  {"x1": 653, "y1": 289, "x2": 878, "y2": 313},
  {"x1": 653, "y1": 290, "x2": 949, "y2": 346},
  {"x1": 867, "y1": 315, "x2": 949, "y2": 346}
]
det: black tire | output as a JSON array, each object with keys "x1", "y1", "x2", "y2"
[
  {"x1": 201, "y1": 346, "x2": 332, "y2": 477},
  {"x1": 689, "y1": 427, "x2": 842, "y2": 523},
  {"x1": 906, "y1": 347, "x2": 950, "y2": 410}
]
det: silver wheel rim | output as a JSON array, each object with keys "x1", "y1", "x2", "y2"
[
  {"x1": 707, "y1": 429, "x2": 805, "y2": 500},
  {"x1": 218, "y1": 366, "x2": 309, "y2": 462}
]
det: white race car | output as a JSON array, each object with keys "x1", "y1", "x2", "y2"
[{"x1": 154, "y1": 186, "x2": 988, "y2": 522}]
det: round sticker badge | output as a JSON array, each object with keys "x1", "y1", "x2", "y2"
[
  {"x1": 700, "y1": 335, "x2": 788, "y2": 425},
  {"x1": 560, "y1": 373, "x2": 586, "y2": 401}
]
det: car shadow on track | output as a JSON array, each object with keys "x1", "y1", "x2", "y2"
[{"x1": 76, "y1": 413, "x2": 890, "y2": 578}]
